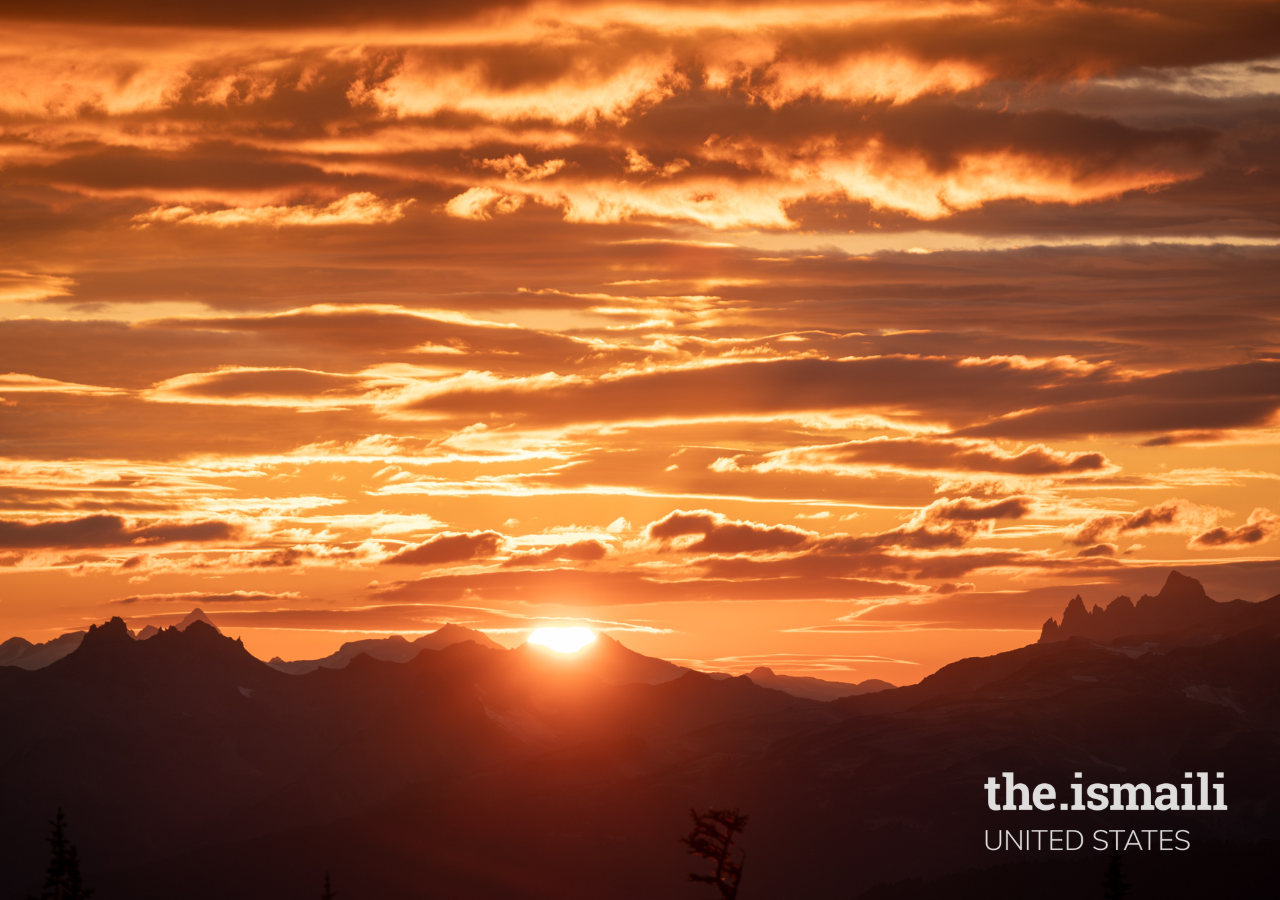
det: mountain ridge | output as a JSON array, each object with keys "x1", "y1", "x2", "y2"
[
  {"x1": 78, "y1": 569, "x2": 1280, "y2": 900},
  {"x1": 1038, "y1": 570, "x2": 1252, "y2": 643},
  {"x1": 268, "y1": 623, "x2": 505, "y2": 674},
  {"x1": 744, "y1": 666, "x2": 894, "y2": 701},
  {"x1": 0, "y1": 630, "x2": 86, "y2": 670}
]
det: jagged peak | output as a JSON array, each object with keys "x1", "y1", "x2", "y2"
[
  {"x1": 1039, "y1": 570, "x2": 1237, "y2": 644},
  {"x1": 83, "y1": 616, "x2": 133, "y2": 645},
  {"x1": 1157, "y1": 569, "x2": 1208, "y2": 599},
  {"x1": 1109, "y1": 595, "x2": 1135, "y2": 613}
]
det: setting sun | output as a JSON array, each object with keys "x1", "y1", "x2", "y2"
[{"x1": 527, "y1": 627, "x2": 597, "y2": 653}]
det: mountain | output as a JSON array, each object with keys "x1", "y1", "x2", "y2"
[
  {"x1": 175, "y1": 608, "x2": 221, "y2": 633},
  {"x1": 135, "y1": 608, "x2": 222, "y2": 642},
  {"x1": 0, "y1": 608, "x2": 217, "y2": 670},
  {"x1": 744, "y1": 666, "x2": 894, "y2": 701},
  {"x1": 518, "y1": 632, "x2": 690, "y2": 685},
  {"x1": 4, "y1": 570, "x2": 1278, "y2": 899},
  {"x1": 0, "y1": 630, "x2": 86, "y2": 670},
  {"x1": 0, "y1": 615, "x2": 816, "y2": 899},
  {"x1": 90, "y1": 573, "x2": 1280, "y2": 899},
  {"x1": 268, "y1": 623, "x2": 505, "y2": 674},
  {"x1": 1038, "y1": 570, "x2": 1252, "y2": 643}
]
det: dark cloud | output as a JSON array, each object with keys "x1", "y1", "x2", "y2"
[
  {"x1": 923, "y1": 496, "x2": 1032, "y2": 522},
  {"x1": 383, "y1": 531, "x2": 505, "y2": 565},
  {"x1": 2, "y1": 0, "x2": 521, "y2": 28},
  {"x1": 393, "y1": 355, "x2": 1096, "y2": 426},
  {"x1": 1064, "y1": 499, "x2": 1209, "y2": 546},
  {"x1": 1190, "y1": 509, "x2": 1280, "y2": 548},
  {"x1": 382, "y1": 356, "x2": 1280, "y2": 439},
  {"x1": 14, "y1": 148, "x2": 337, "y2": 194},
  {"x1": 804, "y1": 497, "x2": 1032, "y2": 556},
  {"x1": 645, "y1": 510, "x2": 812, "y2": 554},
  {"x1": 501, "y1": 539, "x2": 609, "y2": 567},
  {"x1": 149, "y1": 306, "x2": 633, "y2": 373},
  {"x1": 0, "y1": 0, "x2": 1277, "y2": 662},
  {"x1": 0, "y1": 514, "x2": 238, "y2": 549}
]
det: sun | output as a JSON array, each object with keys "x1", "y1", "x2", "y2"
[{"x1": 527, "y1": 626, "x2": 597, "y2": 653}]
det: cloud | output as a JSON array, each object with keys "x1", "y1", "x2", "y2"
[
  {"x1": 645, "y1": 509, "x2": 813, "y2": 554},
  {"x1": 383, "y1": 530, "x2": 506, "y2": 565},
  {"x1": 2, "y1": 2, "x2": 1280, "y2": 662},
  {"x1": 374, "y1": 566, "x2": 914, "y2": 605},
  {"x1": 387, "y1": 355, "x2": 1094, "y2": 426},
  {"x1": 752, "y1": 437, "x2": 1113, "y2": 477},
  {"x1": 0, "y1": 514, "x2": 239, "y2": 549},
  {"x1": 921, "y1": 496, "x2": 1032, "y2": 523},
  {"x1": 501, "y1": 539, "x2": 609, "y2": 567},
  {"x1": 113, "y1": 542, "x2": 390, "y2": 578},
  {"x1": 480, "y1": 154, "x2": 567, "y2": 182},
  {"x1": 381, "y1": 356, "x2": 1280, "y2": 441},
  {"x1": 144, "y1": 366, "x2": 372, "y2": 407},
  {"x1": 146, "y1": 305, "x2": 621, "y2": 373},
  {"x1": 359, "y1": 46, "x2": 684, "y2": 125},
  {"x1": 0, "y1": 271, "x2": 77, "y2": 303},
  {"x1": 133, "y1": 193, "x2": 413, "y2": 228},
  {"x1": 1190, "y1": 508, "x2": 1280, "y2": 548},
  {"x1": 747, "y1": 52, "x2": 991, "y2": 108},
  {"x1": 0, "y1": 373, "x2": 124, "y2": 395},
  {"x1": 444, "y1": 187, "x2": 526, "y2": 220},
  {"x1": 812, "y1": 496, "x2": 1033, "y2": 554},
  {"x1": 960, "y1": 360, "x2": 1280, "y2": 439},
  {"x1": 112, "y1": 590, "x2": 302, "y2": 604},
  {"x1": 1063, "y1": 499, "x2": 1219, "y2": 546}
]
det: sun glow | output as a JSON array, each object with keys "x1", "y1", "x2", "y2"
[{"x1": 528, "y1": 626, "x2": 597, "y2": 653}]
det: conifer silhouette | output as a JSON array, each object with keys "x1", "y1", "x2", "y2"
[
  {"x1": 681, "y1": 807, "x2": 748, "y2": 900},
  {"x1": 321, "y1": 872, "x2": 336, "y2": 900},
  {"x1": 29, "y1": 809, "x2": 93, "y2": 900},
  {"x1": 1102, "y1": 849, "x2": 1130, "y2": 899}
]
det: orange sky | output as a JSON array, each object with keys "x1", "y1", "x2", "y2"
[{"x1": 2, "y1": 0, "x2": 1279, "y2": 684}]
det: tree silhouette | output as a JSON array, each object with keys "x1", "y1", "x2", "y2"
[
  {"x1": 1102, "y1": 849, "x2": 1130, "y2": 899},
  {"x1": 681, "y1": 807, "x2": 748, "y2": 900},
  {"x1": 321, "y1": 872, "x2": 336, "y2": 900},
  {"x1": 29, "y1": 809, "x2": 93, "y2": 900}
]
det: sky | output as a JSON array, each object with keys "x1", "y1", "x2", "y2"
[{"x1": 1, "y1": 0, "x2": 1279, "y2": 684}]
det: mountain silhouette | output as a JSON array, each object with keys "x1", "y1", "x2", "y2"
[
  {"x1": 88, "y1": 573, "x2": 1280, "y2": 899},
  {"x1": 0, "y1": 614, "x2": 814, "y2": 897},
  {"x1": 0, "y1": 630, "x2": 85, "y2": 669},
  {"x1": 175, "y1": 607, "x2": 221, "y2": 632},
  {"x1": 744, "y1": 666, "x2": 894, "y2": 701},
  {"x1": 1038, "y1": 570, "x2": 1252, "y2": 643},
  {"x1": 1, "y1": 608, "x2": 223, "y2": 671},
  {"x1": 1, "y1": 571, "x2": 1277, "y2": 900},
  {"x1": 517, "y1": 632, "x2": 690, "y2": 685},
  {"x1": 268, "y1": 623, "x2": 504, "y2": 674}
]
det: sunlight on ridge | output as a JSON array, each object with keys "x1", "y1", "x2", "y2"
[{"x1": 528, "y1": 627, "x2": 597, "y2": 653}]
